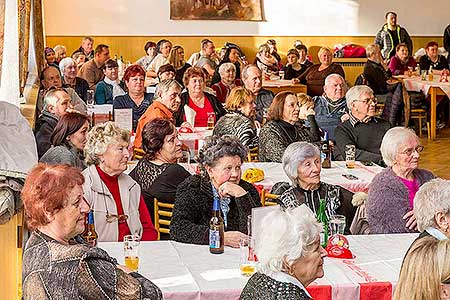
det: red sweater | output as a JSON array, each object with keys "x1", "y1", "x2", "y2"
[{"x1": 96, "y1": 166, "x2": 157, "y2": 241}]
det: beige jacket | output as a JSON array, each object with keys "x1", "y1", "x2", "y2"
[{"x1": 82, "y1": 165, "x2": 143, "y2": 242}]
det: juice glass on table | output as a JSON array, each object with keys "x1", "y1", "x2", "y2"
[
  {"x1": 124, "y1": 234, "x2": 140, "y2": 272},
  {"x1": 239, "y1": 236, "x2": 257, "y2": 276}
]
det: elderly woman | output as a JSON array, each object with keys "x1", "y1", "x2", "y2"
[
  {"x1": 240, "y1": 205, "x2": 327, "y2": 299},
  {"x1": 113, "y1": 65, "x2": 153, "y2": 131},
  {"x1": 277, "y1": 142, "x2": 355, "y2": 231},
  {"x1": 40, "y1": 112, "x2": 89, "y2": 169},
  {"x1": 83, "y1": 122, "x2": 158, "y2": 242},
  {"x1": 367, "y1": 127, "x2": 435, "y2": 234},
  {"x1": 213, "y1": 87, "x2": 258, "y2": 148},
  {"x1": 53, "y1": 45, "x2": 67, "y2": 65},
  {"x1": 211, "y1": 46, "x2": 243, "y2": 85},
  {"x1": 169, "y1": 45, "x2": 191, "y2": 86},
  {"x1": 388, "y1": 43, "x2": 417, "y2": 75},
  {"x1": 211, "y1": 62, "x2": 243, "y2": 103},
  {"x1": 136, "y1": 41, "x2": 157, "y2": 70},
  {"x1": 59, "y1": 57, "x2": 89, "y2": 101},
  {"x1": 95, "y1": 59, "x2": 126, "y2": 105},
  {"x1": 176, "y1": 67, "x2": 226, "y2": 127},
  {"x1": 170, "y1": 135, "x2": 261, "y2": 247},
  {"x1": 130, "y1": 119, "x2": 190, "y2": 220},
  {"x1": 297, "y1": 47, "x2": 345, "y2": 97},
  {"x1": 134, "y1": 79, "x2": 182, "y2": 149},
  {"x1": 22, "y1": 164, "x2": 162, "y2": 299},
  {"x1": 146, "y1": 39, "x2": 173, "y2": 78},
  {"x1": 254, "y1": 43, "x2": 279, "y2": 75},
  {"x1": 259, "y1": 91, "x2": 321, "y2": 162},
  {"x1": 283, "y1": 49, "x2": 308, "y2": 80},
  {"x1": 394, "y1": 237, "x2": 450, "y2": 300}
]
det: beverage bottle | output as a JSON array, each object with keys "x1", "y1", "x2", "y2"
[
  {"x1": 83, "y1": 210, "x2": 98, "y2": 247},
  {"x1": 321, "y1": 132, "x2": 331, "y2": 169},
  {"x1": 316, "y1": 199, "x2": 329, "y2": 248},
  {"x1": 209, "y1": 198, "x2": 224, "y2": 254},
  {"x1": 117, "y1": 56, "x2": 124, "y2": 76},
  {"x1": 428, "y1": 66, "x2": 434, "y2": 81}
]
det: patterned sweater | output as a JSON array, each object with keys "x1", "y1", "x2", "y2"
[{"x1": 213, "y1": 111, "x2": 258, "y2": 148}]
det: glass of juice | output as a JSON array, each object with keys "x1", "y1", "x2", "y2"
[
  {"x1": 123, "y1": 234, "x2": 140, "y2": 272},
  {"x1": 239, "y1": 236, "x2": 256, "y2": 277}
]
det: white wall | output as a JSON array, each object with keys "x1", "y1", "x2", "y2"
[{"x1": 43, "y1": 0, "x2": 448, "y2": 36}]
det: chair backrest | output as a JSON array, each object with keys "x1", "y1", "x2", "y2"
[
  {"x1": 247, "y1": 146, "x2": 259, "y2": 162},
  {"x1": 133, "y1": 148, "x2": 146, "y2": 160},
  {"x1": 260, "y1": 189, "x2": 279, "y2": 206},
  {"x1": 153, "y1": 198, "x2": 174, "y2": 240}
]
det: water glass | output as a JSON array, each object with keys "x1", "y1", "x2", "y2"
[
  {"x1": 345, "y1": 144, "x2": 356, "y2": 169},
  {"x1": 279, "y1": 70, "x2": 285, "y2": 80},
  {"x1": 239, "y1": 236, "x2": 256, "y2": 277},
  {"x1": 329, "y1": 215, "x2": 346, "y2": 236},
  {"x1": 86, "y1": 90, "x2": 95, "y2": 106},
  {"x1": 123, "y1": 234, "x2": 140, "y2": 272}
]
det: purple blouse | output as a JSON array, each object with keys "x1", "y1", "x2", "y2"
[
  {"x1": 399, "y1": 177, "x2": 419, "y2": 208},
  {"x1": 388, "y1": 56, "x2": 417, "y2": 75}
]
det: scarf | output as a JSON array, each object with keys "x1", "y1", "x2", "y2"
[{"x1": 104, "y1": 77, "x2": 126, "y2": 99}]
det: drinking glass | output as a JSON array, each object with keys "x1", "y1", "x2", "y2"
[
  {"x1": 329, "y1": 215, "x2": 346, "y2": 235},
  {"x1": 345, "y1": 145, "x2": 356, "y2": 169},
  {"x1": 239, "y1": 236, "x2": 256, "y2": 277},
  {"x1": 207, "y1": 112, "x2": 215, "y2": 129},
  {"x1": 123, "y1": 234, "x2": 140, "y2": 272},
  {"x1": 86, "y1": 90, "x2": 95, "y2": 106},
  {"x1": 279, "y1": 70, "x2": 285, "y2": 80}
]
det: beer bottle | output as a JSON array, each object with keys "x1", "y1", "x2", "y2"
[
  {"x1": 316, "y1": 199, "x2": 329, "y2": 248},
  {"x1": 83, "y1": 210, "x2": 98, "y2": 247},
  {"x1": 209, "y1": 198, "x2": 224, "y2": 254},
  {"x1": 321, "y1": 132, "x2": 331, "y2": 169}
]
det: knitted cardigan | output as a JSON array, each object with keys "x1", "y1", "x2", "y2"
[{"x1": 367, "y1": 167, "x2": 435, "y2": 234}]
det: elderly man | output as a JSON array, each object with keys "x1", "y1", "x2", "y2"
[
  {"x1": 335, "y1": 85, "x2": 391, "y2": 165},
  {"x1": 35, "y1": 88, "x2": 73, "y2": 158},
  {"x1": 364, "y1": 44, "x2": 404, "y2": 126},
  {"x1": 78, "y1": 44, "x2": 110, "y2": 90},
  {"x1": 313, "y1": 74, "x2": 349, "y2": 140},
  {"x1": 242, "y1": 64, "x2": 274, "y2": 123},
  {"x1": 71, "y1": 36, "x2": 94, "y2": 61},
  {"x1": 38, "y1": 66, "x2": 86, "y2": 116},
  {"x1": 375, "y1": 11, "x2": 412, "y2": 60},
  {"x1": 194, "y1": 39, "x2": 217, "y2": 76}
]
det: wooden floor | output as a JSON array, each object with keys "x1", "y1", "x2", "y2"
[{"x1": 419, "y1": 128, "x2": 450, "y2": 179}]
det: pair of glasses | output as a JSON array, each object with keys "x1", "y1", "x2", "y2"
[
  {"x1": 400, "y1": 145, "x2": 424, "y2": 156},
  {"x1": 356, "y1": 97, "x2": 378, "y2": 105},
  {"x1": 106, "y1": 213, "x2": 129, "y2": 223}
]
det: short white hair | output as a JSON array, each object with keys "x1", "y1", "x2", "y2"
[
  {"x1": 59, "y1": 57, "x2": 76, "y2": 74},
  {"x1": 380, "y1": 127, "x2": 419, "y2": 167},
  {"x1": 282, "y1": 142, "x2": 320, "y2": 187},
  {"x1": 414, "y1": 178, "x2": 450, "y2": 232},
  {"x1": 218, "y1": 62, "x2": 236, "y2": 77},
  {"x1": 43, "y1": 88, "x2": 68, "y2": 111},
  {"x1": 345, "y1": 85, "x2": 374, "y2": 109},
  {"x1": 324, "y1": 73, "x2": 345, "y2": 87},
  {"x1": 256, "y1": 205, "x2": 322, "y2": 276},
  {"x1": 366, "y1": 44, "x2": 380, "y2": 58}
]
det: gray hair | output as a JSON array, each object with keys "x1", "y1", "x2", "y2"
[
  {"x1": 59, "y1": 57, "x2": 76, "y2": 74},
  {"x1": 366, "y1": 44, "x2": 380, "y2": 58},
  {"x1": 43, "y1": 88, "x2": 68, "y2": 111},
  {"x1": 197, "y1": 135, "x2": 247, "y2": 171},
  {"x1": 241, "y1": 64, "x2": 260, "y2": 81},
  {"x1": 256, "y1": 205, "x2": 322, "y2": 276},
  {"x1": 414, "y1": 178, "x2": 450, "y2": 232},
  {"x1": 380, "y1": 127, "x2": 419, "y2": 167},
  {"x1": 155, "y1": 79, "x2": 182, "y2": 98},
  {"x1": 84, "y1": 121, "x2": 130, "y2": 165},
  {"x1": 258, "y1": 43, "x2": 270, "y2": 54},
  {"x1": 345, "y1": 85, "x2": 374, "y2": 109},
  {"x1": 324, "y1": 73, "x2": 345, "y2": 87},
  {"x1": 282, "y1": 142, "x2": 320, "y2": 186},
  {"x1": 218, "y1": 62, "x2": 236, "y2": 77}
]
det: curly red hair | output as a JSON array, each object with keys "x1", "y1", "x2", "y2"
[
  {"x1": 123, "y1": 64, "x2": 146, "y2": 82},
  {"x1": 21, "y1": 163, "x2": 84, "y2": 230}
]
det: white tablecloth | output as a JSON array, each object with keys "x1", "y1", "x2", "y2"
[
  {"x1": 100, "y1": 233, "x2": 418, "y2": 300},
  {"x1": 179, "y1": 127, "x2": 213, "y2": 158},
  {"x1": 402, "y1": 76, "x2": 450, "y2": 98}
]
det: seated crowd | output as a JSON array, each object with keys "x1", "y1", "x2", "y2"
[{"x1": 22, "y1": 16, "x2": 450, "y2": 299}]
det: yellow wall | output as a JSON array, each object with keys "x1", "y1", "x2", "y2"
[{"x1": 46, "y1": 35, "x2": 443, "y2": 65}]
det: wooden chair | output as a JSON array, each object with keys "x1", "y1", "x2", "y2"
[
  {"x1": 410, "y1": 108, "x2": 430, "y2": 139},
  {"x1": 247, "y1": 146, "x2": 259, "y2": 162},
  {"x1": 153, "y1": 199, "x2": 174, "y2": 240},
  {"x1": 260, "y1": 189, "x2": 279, "y2": 206},
  {"x1": 133, "y1": 148, "x2": 146, "y2": 160}
]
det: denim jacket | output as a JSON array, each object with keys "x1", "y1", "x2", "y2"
[{"x1": 313, "y1": 95, "x2": 347, "y2": 140}]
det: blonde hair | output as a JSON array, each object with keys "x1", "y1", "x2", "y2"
[
  {"x1": 169, "y1": 45, "x2": 185, "y2": 69},
  {"x1": 53, "y1": 45, "x2": 66, "y2": 62},
  {"x1": 318, "y1": 47, "x2": 332, "y2": 57},
  {"x1": 296, "y1": 93, "x2": 314, "y2": 108},
  {"x1": 258, "y1": 43, "x2": 270, "y2": 54},
  {"x1": 394, "y1": 237, "x2": 450, "y2": 300},
  {"x1": 225, "y1": 87, "x2": 254, "y2": 111},
  {"x1": 84, "y1": 122, "x2": 130, "y2": 165}
]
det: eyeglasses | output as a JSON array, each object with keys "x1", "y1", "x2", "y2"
[
  {"x1": 355, "y1": 97, "x2": 377, "y2": 105},
  {"x1": 399, "y1": 145, "x2": 424, "y2": 156}
]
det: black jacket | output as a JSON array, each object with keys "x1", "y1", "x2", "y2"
[
  {"x1": 170, "y1": 175, "x2": 261, "y2": 244},
  {"x1": 363, "y1": 59, "x2": 391, "y2": 94},
  {"x1": 35, "y1": 111, "x2": 58, "y2": 158},
  {"x1": 175, "y1": 91, "x2": 227, "y2": 126}
]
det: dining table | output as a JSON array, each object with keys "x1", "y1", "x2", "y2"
[
  {"x1": 100, "y1": 233, "x2": 418, "y2": 300},
  {"x1": 262, "y1": 79, "x2": 307, "y2": 95}
]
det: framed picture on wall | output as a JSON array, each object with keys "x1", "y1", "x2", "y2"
[{"x1": 170, "y1": 0, "x2": 264, "y2": 21}]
